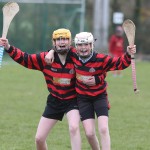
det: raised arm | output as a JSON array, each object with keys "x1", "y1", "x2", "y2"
[
  {"x1": 0, "y1": 38, "x2": 46, "y2": 71},
  {"x1": 103, "y1": 45, "x2": 136, "y2": 72}
]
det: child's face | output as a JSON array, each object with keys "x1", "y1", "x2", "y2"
[
  {"x1": 53, "y1": 38, "x2": 71, "y2": 54},
  {"x1": 76, "y1": 43, "x2": 92, "y2": 58},
  {"x1": 54, "y1": 38, "x2": 70, "y2": 48}
]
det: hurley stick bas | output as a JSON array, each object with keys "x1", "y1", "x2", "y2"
[
  {"x1": 0, "y1": 2, "x2": 19, "y2": 68},
  {"x1": 122, "y1": 19, "x2": 139, "y2": 94}
]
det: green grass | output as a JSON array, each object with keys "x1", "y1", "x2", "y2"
[{"x1": 0, "y1": 57, "x2": 150, "y2": 150}]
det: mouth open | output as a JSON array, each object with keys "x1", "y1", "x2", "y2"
[
  {"x1": 59, "y1": 45, "x2": 66, "y2": 48},
  {"x1": 78, "y1": 49, "x2": 91, "y2": 58},
  {"x1": 80, "y1": 49, "x2": 88, "y2": 53}
]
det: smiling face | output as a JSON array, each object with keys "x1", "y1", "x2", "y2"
[
  {"x1": 76, "y1": 43, "x2": 92, "y2": 58},
  {"x1": 74, "y1": 32, "x2": 94, "y2": 58}
]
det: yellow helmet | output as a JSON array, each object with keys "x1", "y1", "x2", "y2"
[{"x1": 52, "y1": 28, "x2": 71, "y2": 40}]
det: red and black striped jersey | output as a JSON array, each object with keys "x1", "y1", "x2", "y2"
[
  {"x1": 71, "y1": 49, "x2": 131, "y2": 96},
  {"x1": 6, "y1": 46, "x2": 76, "y2": 100}
]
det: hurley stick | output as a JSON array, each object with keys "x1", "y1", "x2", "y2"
[
  {"x1": 122, "y1": 19, "x2": 139, "y2": 94},
  {"x1": 0, "y1": 2, "x2": 19, "y2": 68}
]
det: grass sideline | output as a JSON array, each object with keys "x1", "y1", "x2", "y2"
[{"x1": 0, "y1": 57, "x2": 150, "y2": 150}]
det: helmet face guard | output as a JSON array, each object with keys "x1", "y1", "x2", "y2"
[
  {"x1": 74, "y1": 32, "x2": 94, "y2": 58},
  {"x1": 52, "y1": 28, "x2": 71, "y2": 54},
  {"x1": 53, "y1": 44, "x2": 70, "y2": 55}
]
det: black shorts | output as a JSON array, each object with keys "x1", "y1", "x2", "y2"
[
  {"x1": 42, "y1": 94, "x2": 78, "y2": 121},
  {"x1": 77, "y1": 92, "x2": 110, "y2": 121}
]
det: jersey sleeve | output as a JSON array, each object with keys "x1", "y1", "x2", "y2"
[
  {"x1": 69, "y1": 47, "x2": 78, "y2": 61},
  {"x1": 5, "y1": 46, "x2": 47, "y2": 71},
  {"x1": 102, "y1": 52, "x2": 131, "y2": 72},
  {"x1": 70, "y1": 47, "x2": 77, "y2": 55},
  {"x1": 95, "y1": 73, "x2": 106, "y2": 85}
]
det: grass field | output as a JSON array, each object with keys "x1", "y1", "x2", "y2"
[{"x1": 0, "y1": 56, "x2": 150, "y2": 150}]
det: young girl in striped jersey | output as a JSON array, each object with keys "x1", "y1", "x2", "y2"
[
  {"x1": 45, "y1": 31, "x2": 136, "y2": 150},
  {"x1": 0, "y1": 29, "x2": 90, "y2": 150}
]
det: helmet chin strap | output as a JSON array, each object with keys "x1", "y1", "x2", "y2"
[{"x1": 53, "y1": 46, "x2": 70, "y2": 55}]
